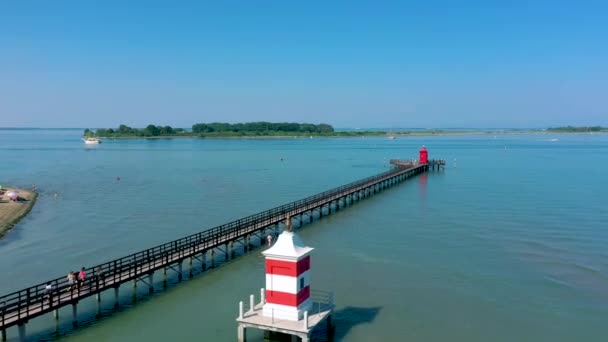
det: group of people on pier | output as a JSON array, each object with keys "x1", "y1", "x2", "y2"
[{"x1": 66, "y1": 268, "x2": 87, "y2": 290}]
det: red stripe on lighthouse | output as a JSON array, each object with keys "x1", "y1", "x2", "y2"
[
  {"x1": 265, "y1": 256, "x2": 310, "y2": 277},
  {"x1": 266, "y1": 286, "x2": 310, "y2": 306}
]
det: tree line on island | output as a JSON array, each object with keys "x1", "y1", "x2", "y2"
[
  {"x1": 84, "y1": 122, "x2": 340, "y2": 138},
  {"x1": 82, "y1": 123, "x2": 608, "y2": 138},
  {"x1": 546, "y1": 126, "x2": 606, "y2": 132}
]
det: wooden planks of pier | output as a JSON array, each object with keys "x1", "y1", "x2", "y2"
[{"x1": 0, "y1": 163, "x2": 428, "y2": 341}]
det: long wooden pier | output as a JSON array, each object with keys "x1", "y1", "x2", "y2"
[{"x1": 0, "y1": 163, "x2": 430, "y2": 341}]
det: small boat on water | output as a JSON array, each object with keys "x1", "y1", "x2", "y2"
[
  {"x1": 388, "y1": 135, "x2": 396, "y2": 140},
  {"x1": 82, "y1": 137, "x2": 101, "y2": 145}
]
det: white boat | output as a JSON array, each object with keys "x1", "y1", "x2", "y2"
[
  {"x1": 82, "y1": 137, "x2": 101, "y2": 145},
  {"x1": 388, "y1": 135, "x2": 396, "y2": 140}
]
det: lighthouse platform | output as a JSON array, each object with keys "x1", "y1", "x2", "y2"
[
  {"x1": 236, "y1": 289, "x2": 334, "y2": 342},
  {"x1": 390, "y1": 158, "x2": 446, "y2": 169}
]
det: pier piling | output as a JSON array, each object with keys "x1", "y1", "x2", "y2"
[
  {"x1": 148, "y1": 274, "x2": 154, "y2": 293},
  {"x1": 17, "y1": 324, "x2": 25, "y2": 342},
  {"x1": 114, "y1": 287, "x2": 119, "y2": 309},
  {"x1": 71, "y1": 304, "x2": 77, "y2": 327}
]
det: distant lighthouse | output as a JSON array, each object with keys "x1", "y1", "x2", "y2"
[
  {"x1": 262, "y1": 216, "x2": 313, "y2": 321},
  {"x1": 419, "y1": 145, "x2": 428, "y2": 165}
]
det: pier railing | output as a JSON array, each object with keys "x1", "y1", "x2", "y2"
[{"x1": 0, "y1": 164, "x2": 424, "y2": 330}]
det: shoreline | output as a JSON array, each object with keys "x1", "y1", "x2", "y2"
[
  {"x1": 92, "y1": 130, "x2": 608, "y2": 140},
  {"x1": 0, "y1": 188, "x2": 38, "y2": 238}
]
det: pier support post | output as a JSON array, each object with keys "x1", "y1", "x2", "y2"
[
  {"x1": 72, "y1": 303, "x2": 78, "y2": 327},
  {"x1": 189, "y1": 257, "x2": 193, "y2": 277},
  {"x1": 96, "y1": 293, "x2": 101, "y2": 316},
  {"x1": 114, "y1": 286, "x2": 119, "y2": 308},
  {"x1": 237, "y1": 325, "x2": 246, "y2": 342},
  {"x1": 178, "y1": 262, "x2": 183, "y2": 281},
  {"x1": 319, "y1": 206, "x2": 323, "y2": 218},
  {"x1": 202, "y1": 252, "x2": 207, "y2": 271},
  {"x1": 211, "y1": 250, "x2": 216, "y2": 268},
  {"x1": 2, "y1": 328, "x2": 6, "y2": 342},
  {"x1": 17, "y1": 324, "x2": 25, "y2": 342},
  {"x1": 53, "y1": 308, "x2": 59, "y2": 320},
  {"x1": 260, "y1": 288, "x2": 265, "y2": 305},
  {"x1": 148, "y1": 273, "x2": 154, "y2": 293}
]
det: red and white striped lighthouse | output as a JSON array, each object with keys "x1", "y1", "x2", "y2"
[{"x1": 262, "y1": 218, "x2": 314, "y2": 321}]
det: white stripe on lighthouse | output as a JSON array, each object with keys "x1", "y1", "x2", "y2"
[{"x1": 266, "y1": 270, "x2": 311, "y2": 294}]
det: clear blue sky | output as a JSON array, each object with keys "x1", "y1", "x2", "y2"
[{"x1": 1, "y1": 1, "x2": 606, "y2": 128}]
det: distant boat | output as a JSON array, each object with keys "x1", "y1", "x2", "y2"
[
  {"x1": 82, "y1": 137, "x2": 101, "y2": 145},
  {"x1": 388, "y1": 135, "x2": 396, "y2": 140}
]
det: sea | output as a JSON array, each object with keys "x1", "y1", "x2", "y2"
[{"x1": 0, "y1": 129, "x2": 607, "y2": 341}]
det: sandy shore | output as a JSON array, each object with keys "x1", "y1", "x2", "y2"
[{"x1": 0, "y1": 188, "x2": 38, "y2": 238}]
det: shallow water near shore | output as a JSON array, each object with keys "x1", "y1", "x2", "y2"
[{"x1": 0, "y1": 130, "x2": 607, "y2": 341}]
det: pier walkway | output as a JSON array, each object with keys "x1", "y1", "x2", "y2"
[
  {"x1": 0, "y1": 163, "x2": 429, "y2": 341},
  {"x1": 390, "y1": 159, "x2": 446, "y2": 169}
]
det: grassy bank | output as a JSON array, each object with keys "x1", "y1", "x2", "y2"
[{"x1": 0, "y1": 188, "x2": 38, "y2": 238}]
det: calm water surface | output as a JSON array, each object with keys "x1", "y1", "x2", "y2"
[{"x1": 0, "y1": 130, "x2": 607, "y2": 341}]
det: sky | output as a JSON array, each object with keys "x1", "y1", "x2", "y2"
[{"x1": 1, "y1": 1, "x2": 607, "y2": 129}]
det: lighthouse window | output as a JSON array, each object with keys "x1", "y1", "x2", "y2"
[{"x1": 299, "y1": 277, "x2": 304, "y2": 290}]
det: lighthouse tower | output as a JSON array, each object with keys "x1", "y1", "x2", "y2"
[
  {"x1": 262, "y1": 217, "x2": 314, "y2": 321},
  {"x1": 419, "y1": 145, "x2": 428, "y2": 165}
]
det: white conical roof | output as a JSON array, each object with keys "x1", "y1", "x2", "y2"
[{"x1": 262, "y1": 230, "x2": 313, "y2": 260}]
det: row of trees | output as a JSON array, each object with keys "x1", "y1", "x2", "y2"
[
  {"x1": 85, "y1": 124, "x2": 185, "y2": 137},
  {"x1": 85, "y1": 122, "x2": 335, "y2": 137},
  {"x1": 548, "y1": 126, "x2": 605, "y2": 132},
  {"x1": 191, "y1": 122, "x2": 334, "y2": 134}
]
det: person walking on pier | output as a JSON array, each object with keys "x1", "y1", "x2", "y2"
[
  {"x1": 267, "y1": 234, "x2": 273, "y2": 247},
  {"x1": 67, "y1": 271, "x2": 76, "y2": 289},
  {"x1": 95, "y1": 266, "x2": 105, "y2": 287},
  {"x1": 78, "y1": 267, "x2": 87, "y2": 289},
  {"x1": 45, "y1": 282, "x2": 54, "y2": 307}
]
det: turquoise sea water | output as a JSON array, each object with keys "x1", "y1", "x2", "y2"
[{"x1": 0, "y1": 130, "x2": 607, "y2": 341}]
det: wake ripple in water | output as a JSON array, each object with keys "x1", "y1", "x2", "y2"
[{"x1": 511, "y1": 238, "x2": 608, "y2": 300}]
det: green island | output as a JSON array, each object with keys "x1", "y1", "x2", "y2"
[
  {"x1": 85, "y1": 122, "x2": 388, "y2": 138},
  {"x1": 83, "y1": 123, "x2": 608, "y2": 139},
  {"x1": 546, "y1": 126, "x2": 607, "y2": 133}
]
